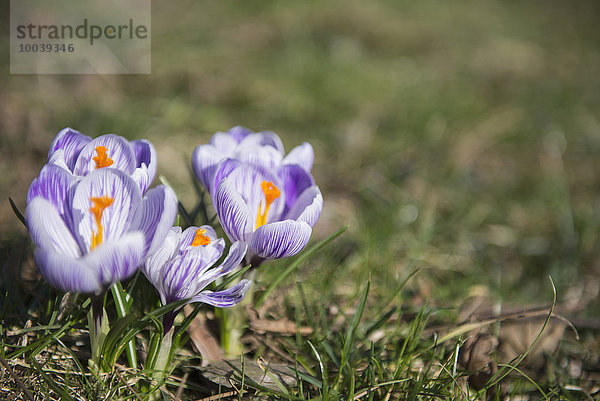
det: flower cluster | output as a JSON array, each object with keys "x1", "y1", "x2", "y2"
[
  {"x1": 26, "y1": 129, "x2": 176, "y2": 295},
  {"x1": 26, "y1": 126, "x2": 322, "y2": 313},
  {"x1": 192, "y1": 126, "x2": 323, "y2": 264}
]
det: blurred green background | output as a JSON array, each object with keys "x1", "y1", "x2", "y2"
[{"x1": 2, "y1": 0, "x2": 600, "y2": 313}]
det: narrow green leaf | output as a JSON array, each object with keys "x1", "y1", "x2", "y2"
[
  {"x1": 308, "y1": 340, "x2": 329, "y2": 399},
  {"x1": 110, "y1": 282, "x2": 137, "y2": 370}
]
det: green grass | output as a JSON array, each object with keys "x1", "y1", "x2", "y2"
[{"x1": 2, "y1": 0, "x2": 600, "y2": 399}]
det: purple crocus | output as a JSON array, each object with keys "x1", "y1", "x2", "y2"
[
  {"x1": 142, "y1": 225, "x2": 251, "y2": 333},
  {"x1": 25, "y1": 168, "x2": 178, "y2": 295},
  {"x1": 211, "y1": 157, "x2": 322, "y2": 264},
  {"x1": 28, "y1": 128, "x2": 157, "y2": 206},
  {"x1": 192, "y1": 126, "x2": 314, "y2": 193}
]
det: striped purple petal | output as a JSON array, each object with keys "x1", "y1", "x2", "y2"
[
  {"x1": 159, "y1": 254, "x2": 195, "y2": 303},
  {"x1": 195, "y1": 241, "x2": 247, "y2": 290},
  {"x1": 26, "y1": 197, "x2": 81, "y2": 257},
  {"x1": 131, "y1": 139, "x2": 157, "y2": 180},
  {"x1": 191, "y1": 144, "x2": 227, "y2": 191},
  {"x1": 48, "y1": 128, "x2": 91, "y2": 171},
  {"x1": 210, "y1": 158, "x2": 243, "y2": 198},
  {"x1": 214, "y1": 177, "x2": 253, "y2": 242},
  {"x1": 191, "y1": 279, "x2": 252, "y2": 308},
  {"x1": 277, "y1": 164, "x2": 314, "y2": 214},
  {"x1": 142, "y1": 226, "x2": 181, "y2": 291},
  {"x1": 34, "y1": 248, "x2": 102, "y2": 294},
  {"x1": 131, "y1": 167, "x2": 152, "y2": 194},
  {"x1": 221, "y1": 126, "x2": 254, "y2": 144},
  {"x1": 130, "y1": 185, "x2": 178, "y2": 255},
  {"x1": 130, "y1": 139, "x2": 156, "y2": 193},
  {"x1": 284, "y1": 186, "x2": 323, "y2": 227},
  {"x1": 249, "y1": 220, "x2": 312, "y2": 259},
  {"x1": 83, "y1": 232, "x2": 145, "y2": 287},
  {"x1": 27, "y1": 164, "x2": 77, "y2": 215},
  {"x1": 160, "y1": 244, "x2": 222, "y2": 302}
]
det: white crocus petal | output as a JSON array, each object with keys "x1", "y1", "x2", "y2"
[
  {"x1": 46, "y1": 149, "x2": 72, "y2": 173},
  {"x1": 191, "y1": 280, "x2": 252, "y2": 308},
  {"x1": 26, "y1": 197, "x2": 81, "y2": 258},
  {"x1": 214, "y1": 178, "x2": 253, "y2": 242},
  {"x1": 233, "y1": 145, "x2": 284, "y2": 170},
  {"x1": 48, "y1": 128, "x2": 91, "y2": 172},
  {"x1": 283, "y1": 142, "x2": 314, "y2": 172},
  {"x1": 210, "y1": 132, "x2": 239, "y2": 153},
  {"x1": 249, "y1": 220, "x2": 312, "y2": 259},
  {"x1": 285, "y1": 186, "x2": 323, "y2": 227},
  {"x1": 160, "y1": 253, "x2": 197, "y2": 302},
  {"x1": 192, "y1": 144, "x2": 227, "y2": 191},
  {"x1": 35, "y1": 248, "x2": 101, "y2": 294},
  {"x1": 27, "y1": 164, "x2": 77, "y2": 216},
  {"x1": 142, "y1": 226, "x2": 181, "y2": 287},
  {"x1": 131, "y1": 185, "x2": 178, "y2": 255},
  {"x1": 131, "y1": 165, "x2": 152, "y2": 194},
  {"x1": 238, "y1": 132, "x2": 284, "y2": 154},
  {"x1": 83, "y1": 232, "x2": 145, "y2": 288},
  {"x1": 194, "y1": 241, "x2": 247, "y2": 291}
]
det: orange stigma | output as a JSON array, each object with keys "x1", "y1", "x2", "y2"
[
  {"x1": 89, "y1": 195, "x2": 114, "y2": 249},
  {"x1": 191, "y1": 228, "x2": 211, "y2": 246},
  {"x1": 92, "y1": 146, "x2": 114, "y2": 169},
  {"x1": 255, "y1": 180, "x2": 280, "y2": 229}
]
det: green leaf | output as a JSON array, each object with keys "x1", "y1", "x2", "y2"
[{"x1": 110, "y1": 283, "x2": 137, "y2": 370}]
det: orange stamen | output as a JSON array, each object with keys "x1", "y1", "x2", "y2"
[
  {"x1": 90, "y1": 195, "x2": 114, "y2": 249},
  {"x1": 191, "y1": 228, "x2": 211, "y2": 246},
  {"x1": 255, "y1": 180, "x2": 280, "y2": 229},
  {"x1": 92, "y1": 146, "x2": 114, "y2": 169}
]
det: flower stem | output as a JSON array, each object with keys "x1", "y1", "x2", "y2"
[
  {"x1": 220, "y1": 269, "x2": 255, "y2": 357},
  {"x1": 153, "y1": 326, "x2": 174, "y2": 381},
  {"x1": 88, "y1": 295, "x2": 109, "y2": 372}
]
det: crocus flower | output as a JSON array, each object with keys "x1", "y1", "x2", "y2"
[
  {"x1": 28, "y1": 128, "x2": 157, "y2": 207},
  {"x1": 25, "y1": 168, "x2": 178, "y2": 295},
  {"x1": 142, "y1": 225, "x2": 251, "y2": 332},
  {"x1": 192, "y1": 126, "x2": 314, "y2": 193},
  {"x1": 211, "y1": 158, "x2": 322, "y2": 263}
]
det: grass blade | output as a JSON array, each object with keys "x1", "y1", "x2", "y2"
[{"x1": 308, "y1": 340, "x2": 329, "y2": 400}]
